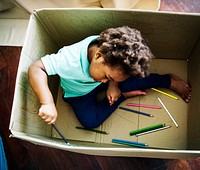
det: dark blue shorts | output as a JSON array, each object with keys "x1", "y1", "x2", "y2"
[{"x1": 63, "y1": 73, "x2": 170, "y2": 128}]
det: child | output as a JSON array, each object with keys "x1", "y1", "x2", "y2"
[{"x1": 28, "y1": 26, "x2": 191, "y2": 128}]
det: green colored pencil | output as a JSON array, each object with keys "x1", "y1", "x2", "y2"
[
  {"x1": 76, "y1": 126, "x2": 109, "y2": 135},
  {"x1": 130, "y1": 123, "x2": 165, "y2": 136}
]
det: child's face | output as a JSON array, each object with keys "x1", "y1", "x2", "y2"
[{"x1": 89, "y1": 53, "x2": 128, "y2": 83}]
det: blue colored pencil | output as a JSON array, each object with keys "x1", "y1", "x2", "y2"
[
  {"x1": 112, "y1": 138, "x2": 148, "y2": 148},
  {"x1": 119, "y1": 106, "x2": 153, "y2": 117}
]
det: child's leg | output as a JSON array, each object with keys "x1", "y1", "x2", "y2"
[
  {"x1": 63, "y1": 73, "x2": 170, "y2": 128},
  {"x1": 119, "y1": 73, "x2": 171, "y2": 92},
  {"x1": 120, "y1": 73, "x2": 191, "y2": 102},
  {"x1": 63, "y1": 83, "x2": 126, "y2": 128}
]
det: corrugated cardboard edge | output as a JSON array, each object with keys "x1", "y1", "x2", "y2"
[{"x1": 9, "y1": 131, "x2": 200, "y2": 159}]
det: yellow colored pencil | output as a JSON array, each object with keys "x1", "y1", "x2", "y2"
[{"x1": 151, "y1": 88, "x2": 178, "y2": 100}]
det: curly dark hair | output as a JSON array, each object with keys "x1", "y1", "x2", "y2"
[{"x1": 97, "y1": 26, "x2": 153, "y2": 78}]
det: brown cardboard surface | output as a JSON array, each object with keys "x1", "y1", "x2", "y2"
[
  {"x1": 54, "y1": 87, "x2": 97, "y2": 142},
  {"x1": 141, "y1": 59, "x2": 187, "y2": 149},
  {"x1": 187, "y1": 41, "x2": 200, "y2": 149},
  {"x1": 138, "y1": 89, "x2": 187, "y2": 149},
  {"x1": 53, "y1": 59, "x2": 188, "y2": 149}
]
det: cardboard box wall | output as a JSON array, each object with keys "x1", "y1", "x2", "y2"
[{"x1": 9, "y1": 8, "x2": 200, "y2": 159}]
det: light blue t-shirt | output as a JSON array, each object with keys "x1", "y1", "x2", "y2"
[{"x1": 41, "y1": 35, "x2": 101, "y2": 98}]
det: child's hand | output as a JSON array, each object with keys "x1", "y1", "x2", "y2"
[
  {"x1": 38, "y1": 103, "x2": 58, "y2": 124},
  {"x1": 107, "y1": 81, "x2": 121, "y2": 106}
]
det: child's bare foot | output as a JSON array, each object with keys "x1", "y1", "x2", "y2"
[
  {"x1": 123, "y1": 90, "x2": 147, "y2": 99},
  {"x1": 169, "y1": 74, "x2": 192, "y2": 103}
]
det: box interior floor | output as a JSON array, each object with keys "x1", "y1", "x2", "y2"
[
  {"x1": 54, "y1": 59, "x2": 188, "y2": 150},
  {"x1": 9, "y1": 9, "x2": 200, "y2": 158}
]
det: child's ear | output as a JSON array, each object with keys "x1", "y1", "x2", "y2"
[
  {"x1": 95, "y1": 51, "x2": 105, "y2": 63},
  {"x1": 94, "y1": 51, "x2": 107, "y2": 66},
  {"x1": 95, "y1": 51, "x2": 102, "y2": 59}
]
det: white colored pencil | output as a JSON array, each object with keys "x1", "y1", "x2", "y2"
[
  {"x1": 157, "y1": 98, "x2": 179, "y2": 128},
  {"x1": 135, "y1": 125, "x2": 171, "y2": 136}
]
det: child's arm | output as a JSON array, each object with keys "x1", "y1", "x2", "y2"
[
  {"x1": 107, "y1": 80, "x2": 121, "y2": 106},
  {"x1": 28, "y1": 60, "x2": 57, "y2": 124}
]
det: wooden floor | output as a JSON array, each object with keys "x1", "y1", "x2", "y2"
[{"x1": 0, "y1": 1, "x2": 200, "y2": 170}]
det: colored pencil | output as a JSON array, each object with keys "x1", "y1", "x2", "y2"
[
  {"x1": 76, "y1": 126, "x2": 109, "y2": 135},
  {"x1": 130, "y1": 123, "x2": 164, "y2": 136},
  {"x1": 126, "y1": 103, "x2": 161, "y2": 109},
  {"x1": 119, "y1": 106, "x2": 153, "y2": 117},
  {"x1": 157, "y1": 98, "x2": 179, "y2": 127},
  {"x1": 112, "y1": 138, "x2": 148, "y2": 148},
  {"x1": 151, "y1": 88, "x2": 178, "y2": 100},
  {"x1": 135, "y1": 125, "x2": 171, "y2": 136},
  {"x1": 52, "y1": 124, "x2": 70, "y2": 145}
]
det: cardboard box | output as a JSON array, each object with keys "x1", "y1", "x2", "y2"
[{"x1": 10, "y1": 8, "x2": 200, "y2": 159}]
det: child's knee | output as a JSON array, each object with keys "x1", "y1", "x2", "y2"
[
  {"x1": 77, "y1": 114, "x2": 102, "y2": 129},
  {"x1": 79, "y1": 118, "x2": 101, "y2": 129}
]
